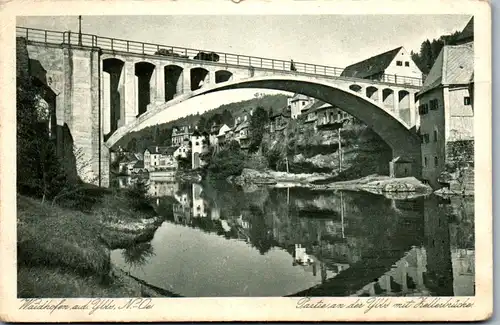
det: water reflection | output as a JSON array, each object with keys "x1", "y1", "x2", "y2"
[{"x1": 111, "y1": 177, "x2": 474, "y2": 297}]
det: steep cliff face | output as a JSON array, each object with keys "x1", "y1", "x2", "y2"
[{"x1": 261, "y1": 116, "x2": 392, "y2": 179}]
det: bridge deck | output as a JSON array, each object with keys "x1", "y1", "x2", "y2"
[{"x1": 17, "y1": 26, "x2": 423, "y2": 87}]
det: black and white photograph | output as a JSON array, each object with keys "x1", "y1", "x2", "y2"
[{"x1": 0, "y1": 2, "x2": 492, "y2": 322}]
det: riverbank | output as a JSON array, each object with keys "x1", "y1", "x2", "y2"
[
  {"x1": 17, "y1": 193, "x2": 176, "y2": 298},
  {"x1": 228, "y1": 169, "x2": 433, "y2": 198}
]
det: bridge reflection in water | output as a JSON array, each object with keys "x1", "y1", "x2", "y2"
[{"x1": 111, "y1": 178, "x2": 474, "y2": 297}]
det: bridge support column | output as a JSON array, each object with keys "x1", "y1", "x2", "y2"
[
  {"x1": 155, "y1": 64, "x2": 165, "y2": 104},
  {"x1": 208, "y1": 69, "x2": 216, "y2": 86},
  {"x1": 377, "y1": 88, "x2": 383, "y2": 106},
  {"x1": 393, "y1": 90, "x2": 399, "y2": 115},
  {"x1": 102, "y1": 70, "x2": 111, "y2": 135},
  {"x1": 410, "y1": 91, "x2": 419, "y2": 129},
  {"x1": 182, "y1": 67, "x2": 191, "y2": 93},
  {"x1": 124, "y1": 61, "x2": 137, "y2": 124}
]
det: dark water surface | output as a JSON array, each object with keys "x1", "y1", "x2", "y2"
[{"x1": 111, "y1": 177, "x2": 474, "y2": 297}]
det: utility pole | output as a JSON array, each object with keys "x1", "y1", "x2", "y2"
[
  {"x1": 78, "y1": 15, "x2": 82, "y2": 46},
  {"x1": 338, "y1": 127, "x2": 342, "y2": 173}
]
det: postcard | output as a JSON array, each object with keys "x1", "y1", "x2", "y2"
[{"x1": 0, "y1": 0, "x2": 492, "y2": 322}]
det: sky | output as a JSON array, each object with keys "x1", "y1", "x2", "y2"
[{"x1": 18, "y1": 15, "x2": 471, "y2": 127}]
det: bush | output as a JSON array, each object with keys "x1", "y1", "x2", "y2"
[
  {"x1": 244, "y1": 153, "x2": 269, "y2": 170},
  {"x1": 207, "y1": 141, "x2": 247, "y2": 179},
  {"x1": 125, "y1": 179, "x2": 152, "y2": 212}
]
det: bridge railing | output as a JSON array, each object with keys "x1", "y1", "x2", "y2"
[{"x1": 17, "y1": 26, "x2": 423, "y2": 87}]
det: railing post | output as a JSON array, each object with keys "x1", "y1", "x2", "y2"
[
  {"x1": 283, "y1": 61, "x2": 285, "y2": 70},
  {"x1": 26, "y1": 28, "x2": 29, "y2": 39},
  {"x1": 314, "y1": 65, "x2": 317, "y2": 74},
  {"x1": 142, "y1": 43, "x2": 145, "y2": 54},
  {"x1": 395, "y1": 74, "x2": 397, "y2": 84},
  {"x1": 225, "y1": 54, "x2": 227, "y2": 64},
  {"x1": 185, "y1": 48, "x2": 188, "y2": 57},
  {"x1": 127, "y1": 41, "x2": 129, "y2": 52},
  {"x1": 272, "y1": 60, "x2": 274, "y2": 70},
  {"x1": 111, "y1": 38, "x2": 113, "y2": 51},
  {"x1": 324, "y1": 66, "x2": 326, "y2": 75},
  {"x1": 260, "y1": 58, "x2": 263, "y2": 68},
  {"x1": 44, "y1": 30, "x2": 47, "y2": 43},
  {"x1": 68, "y1": 31, "x2": 71, "y2": 46},
  {"x1": 237, "y1": 55, "x2": 239, "y2": 65}
]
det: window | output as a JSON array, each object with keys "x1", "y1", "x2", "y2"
[
  {"x1": 430, "y1": 99, "x2": 438, "y2": 110},
  {"x1": 396, "y1": 61, "x2": 403, "y2": 66},
  {"x1": 434, "y1": 156, "x2": 438, "y2": 167},
  {"x1": 424, "y1": 134, "x2": 430, "y2": 144},
  {"x1": 424, "y1": 157, "x2": 428, "y2": 167},
  {"x1": 464, "y1": 96, "x2": 471, "y2": 105},
  {"x1": 418, "y1": 104, "x2": 429, "y2": 115},
  {"x1": 433, "y1": 130, "x2": 438, "y2": 142},
  {"x1": 195, "y1": 142, "x2": 199, "y2": 145},
  {"x1": 302, "y1": 102, "x2": 306, "y2": 106},
  {"x1": 404, "y1": 61, "x2": 410, "y2": 67}
]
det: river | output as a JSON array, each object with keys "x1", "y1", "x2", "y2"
[{"x1": 111, "y1": 176, "x2": 475, "y2": 297}]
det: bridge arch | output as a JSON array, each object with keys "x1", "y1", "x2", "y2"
[
  {"x1": 215, "y1": 70, "x2": 233, "y2": 83},
  {"x1": 106, "y1": 76, "x2": 422, "y2": 177},
  {"x1": 190, "y1": 67, "x2": 209, "y2": 91},
  {"x1": 164, "y1": 65, "x2": 184, "y2": 101},
  {"x1": 102, "y1": 58, "x2": 125, "y2": 134},
  {"x1": 382, "y1": 88, "x2": 395, "y2": 110},
  {"x1": 366, "y1": 86, "x2": 379, "y2": 102},
  {"x1": 135, "y1": 62, "x2": 156, "y2": 116}
]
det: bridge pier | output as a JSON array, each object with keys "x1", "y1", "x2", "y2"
[
  {"x1": 155, "y1": 63, "x2": 165, "y2": 104},
  {"x1": 124, "y1": 61, "x2": 137, "y2": 125}
]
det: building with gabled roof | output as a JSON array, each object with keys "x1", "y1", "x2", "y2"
[
  {"x1": 416, "y1": 43, "x2": 474, "y2": 188},
  {"x1": 341, "y1": 46, "x2": 422, "y2": 83},
  {"x1": 288, "y1": 93, "x2": 314, "y2": 119}
]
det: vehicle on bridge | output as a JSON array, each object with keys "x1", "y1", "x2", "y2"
[
  {"x1": 194, "y1": 51, "x2": 220, "y2": 62},
  {"x1": 154, "y1": 48, "x2": 189, "y2": 59}
]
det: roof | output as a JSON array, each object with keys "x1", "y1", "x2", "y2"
[
  {"x1": 417, "y1": 45, "x2": 474, "y2": 97},
  {"x1": 133, "y1": 160, "x2": 144, "y2": 168},
  {"x1": 391, "y1": 156, "x2": 413, "y2": 163},
  {"x1": 341, "y1": 47, "x2": 402, "y2": 79},
  {"x1": 218, "y1": 124, "x2": 231, "y2": 136},
  {"x1": 234, "y1": 120, "x2": 250, "y2": 132},
  {"x1": 290, "y1": 93, "x2": 309, "y2": 102},
  {"x1": 270, "y1": 106, "x2": 291, "y2": 119},
  {"x1": 163, "y1": 146, "x2": 179, "y2": 155},
  {"x1": 454, "y1": 17, "x2": 473, "y2": 44}
]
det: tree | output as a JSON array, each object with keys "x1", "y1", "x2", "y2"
[
  {"x1": 248, "y1": 106, "x2": 269, "y2": 153},
  {"x1": 197, "y1": 116, "x2": 207, "y2": 133},
  {"x1": 221, "y1": 109, "x2": 234, "y2": 126},
  {"x1": 127, "y1": 138, "x2": 137, "y2": 153},
  {"x1": 207, "y1": 140, "x2": 246, "y2": 179}
]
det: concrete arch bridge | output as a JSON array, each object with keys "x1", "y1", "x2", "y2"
[{"x1": 17, "y1": 27, "x2": 422, "y2": 187}]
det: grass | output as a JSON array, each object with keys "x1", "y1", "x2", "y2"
[
  {"x1": 17, "y1": 190, "x2": 165, "y2": 298},
  {"x1": 17, "y1": 195, "x2": 110, "y2": 277}
]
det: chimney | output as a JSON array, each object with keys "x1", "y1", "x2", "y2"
[{"x1": 156, "y1": 146, "x2": 158, "y2": 152}]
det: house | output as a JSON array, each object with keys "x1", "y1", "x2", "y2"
[
  {"x1": 341, "y1": 46, "x2": 423, "y2": 84},
  {"x1": 158, "y1": 147, "x2": 179, "y2": 170},
  {"x1": 305, "y1": 100, "x2": 352, "y2": 129},
  {"x1": 234, "y1": 119, "x2": 250, "y2": 149},
  {"x1": 191, "y1": 129, "x2": 209, "y2": 169},
  {"x1": 415, "y1": 43, "x2": 474, "y2": 188},
  {"x1": 173, "y1": 140, "x2": 190, "y2": 159},
  {"x1": 171, "y1": 125, "x2": 192, "y2": 146},
  {"x1": 118, "y1": 159, "x2": 137, "y2": 175},
  {"x1": 132, "y1": 160, "x2": 145, "y2": 173},
  {"x1": 215, "y1": 124, "x2": 232, "y2": 150},
  {"x1": 389, "y1": 156, "x2": 413, "y2": 178},
  {"x1": 288, "y1": 93, "x2": 314, "y2": 119},
  {"x1": 144, "y1": 146, "x2": 168, "y2": 171},
  {"x1": 269, "y1": 107, "x2": 291, "y2": 132}
]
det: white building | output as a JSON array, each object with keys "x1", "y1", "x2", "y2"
[{"x1": 289, "y1": 93, "x2": 314, "y2": 119}]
